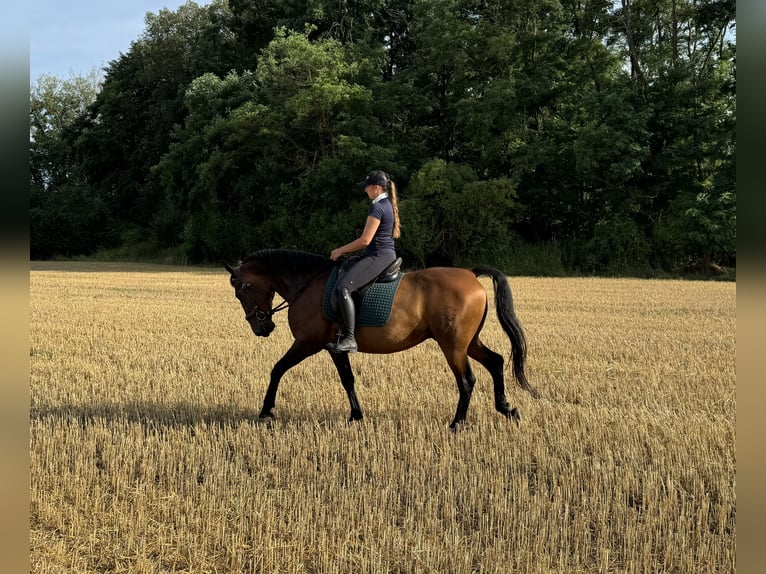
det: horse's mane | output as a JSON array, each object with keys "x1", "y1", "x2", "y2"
[{"x1": 240, "y1": 249, "x2": 331, "y2": 277}]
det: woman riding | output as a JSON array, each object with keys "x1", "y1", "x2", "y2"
[{"x1": 327, "y1": 170, "x2": 401, "y2": 353}]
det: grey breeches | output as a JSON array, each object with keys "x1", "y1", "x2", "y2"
[{"x1": 336, "y1": 253, "x2": 396, "y2": 294}]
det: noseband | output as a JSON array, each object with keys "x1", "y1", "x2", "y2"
[{"x1": 238, "y1": 280, "x2": 289, "y2": 324}]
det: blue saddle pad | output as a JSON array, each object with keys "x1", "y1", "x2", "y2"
[{"x1": 323, "y1": 266, "x2": 404, "y2": 327}]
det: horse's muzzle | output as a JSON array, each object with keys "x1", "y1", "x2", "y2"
[{"x1": 251, "y1": 319, "x2": 276, "y2": 337}]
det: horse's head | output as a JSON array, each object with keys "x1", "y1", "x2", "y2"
[{"x1": 225, "y1": 261, "x2": 277, "y2": 337}]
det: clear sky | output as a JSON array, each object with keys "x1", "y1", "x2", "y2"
[{"x1": 30, "y1": 0, "x2": 200, "y2": 82}]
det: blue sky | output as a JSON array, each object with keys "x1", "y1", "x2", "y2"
[{"x1": 30, "y1": 0, "x2": 199, "y2": 82}]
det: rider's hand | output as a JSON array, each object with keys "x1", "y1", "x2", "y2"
[{"x1": 330, "y1": 248, "x2": 344, "y2": 261}]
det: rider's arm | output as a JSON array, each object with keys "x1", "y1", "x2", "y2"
[{"x1": 330, "y1": 216, "x2": 381, "y2": 260}]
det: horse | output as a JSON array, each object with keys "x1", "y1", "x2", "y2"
[{"x1": 224, "y1": 249, "x2": 539, "y2": 429}]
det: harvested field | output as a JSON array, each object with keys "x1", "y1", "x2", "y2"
[{"x1": 30, "y1": 262, "x2": 736, "y2": 573}]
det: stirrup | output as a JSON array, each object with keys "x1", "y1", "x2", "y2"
[{"x1": 328, "y1": 333, "x2": 358, "y2": 353}]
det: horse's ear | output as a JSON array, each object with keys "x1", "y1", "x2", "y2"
[{"x1": 224, "y1": 261, "x2": 236, "y2": 275}]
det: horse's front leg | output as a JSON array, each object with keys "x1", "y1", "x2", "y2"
[
  {"x1": 329, "y1": 350, "x2": 363, "y2": 422},
  {"x1": 259, "y1": 341, "x2": 321, "y2": 419}
]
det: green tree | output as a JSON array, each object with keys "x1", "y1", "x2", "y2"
[
  {"x1": 31, "y1": 0, "x2": 735, "y2": 275},
  {"x1": 30, "y1": 71, "x2": 114, "y2": 259},
  {"x1": 399, "y1": 159, "x2": 521, "y2": 267},
  {"x1": 654, "y1": 189, "x2": 735, "y2": 273},
  {"x1": 608, "y1": 0, "x2": 736, "y2": 270},
  {"x1": 155, "y1": 29, "x2": 392, "y2": 261},
  {"x1": 74, "y1": 0, "x2": 239, "y2": 235},
  {"x1": 30, "y1": 72, "x2": 101, "y2": 192}
]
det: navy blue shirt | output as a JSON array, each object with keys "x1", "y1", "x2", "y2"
[{"x1": 365, "y1": 197, "x2": 396, "y2": 257}]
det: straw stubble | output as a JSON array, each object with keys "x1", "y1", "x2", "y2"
[{"x1": 30, "y1": 263, "x2": 735, "y2": 573}]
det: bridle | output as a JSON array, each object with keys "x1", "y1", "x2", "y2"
[
  {"x1": 234, "y1": 260, "x2": 333, "y2": 325},
  {"x1": 236, "y1": 279, "x2": 288, "y2": 323}
]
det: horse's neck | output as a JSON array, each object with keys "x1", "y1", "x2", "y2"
[
  {"x1": 272, "y1": 271, "x2": 312, "y2": 300},
  {"x1": 270, "y1": 275, "x2": 293, "y2": 299}
]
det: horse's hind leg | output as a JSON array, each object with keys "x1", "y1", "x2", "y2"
[
  {"x1": 329, "y1": 351, "x2": 363, "y2": 422},
  {"x1": 441, "y1": 349, "x2": 477, "y2": 429},
  {"x1": 468, "y1": 338, "x2": 521, "y2": 425}
]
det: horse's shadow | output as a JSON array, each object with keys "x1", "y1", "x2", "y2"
[{"x1": 30, "y1": 400, "x2": 348, "y2": 432}]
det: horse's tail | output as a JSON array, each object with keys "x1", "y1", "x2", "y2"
[{"x1": 473, "y1": 266, "x2": 539, "y2": 398}]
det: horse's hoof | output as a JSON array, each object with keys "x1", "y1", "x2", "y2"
[
  {"x1": 496, "y1": 401, "x2": 512, "y2": 415},
  {"x1": 449, "y1": 421, "x2": 465, "y2": 432},
  {"x1": 258, "y1": 411, "x2": 275, "y2": 421},
  {"x1": 509, "y1": 407, "x2": 521, "y2": 427},
  {"x1": 348, "y1": 412, "x2": 363, "y2": 423}
]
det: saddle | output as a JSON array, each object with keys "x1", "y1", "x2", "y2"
[{"x1": 323, "y1": 257, "x2": 404, "y2": 327}]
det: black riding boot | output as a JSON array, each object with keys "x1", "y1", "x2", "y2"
[{"x1": 331, "y1": 288, "x2": 358, "y2": 353}]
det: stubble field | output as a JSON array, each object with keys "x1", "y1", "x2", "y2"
[{"x1": 29, "y1": 262, "x2": 735, "y2": 573}]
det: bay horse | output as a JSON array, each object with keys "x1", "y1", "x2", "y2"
[{"x1": 225, "y1": 249, "x2": 538, "y2": 428}]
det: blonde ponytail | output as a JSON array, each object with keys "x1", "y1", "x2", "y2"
[{"x1": 389, "y1": 180, "x2": 401, "y2": 239}]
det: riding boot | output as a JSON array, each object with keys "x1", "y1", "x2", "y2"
[{"x1": 331, "y1": 288, "x2": 358, "y2": 353}]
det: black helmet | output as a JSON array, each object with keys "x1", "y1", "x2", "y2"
[{"x1": 358, "y1": 170, "x2": 389, "y2": 188}]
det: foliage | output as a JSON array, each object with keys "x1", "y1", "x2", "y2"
[
  {"x1": 582, "y1": 216, "x2": 652, "y2": 275},
  {"x1": 399, "y1": 159, "x2": 521, "y2": 267},
  {"x1": 29, "y1": 0, "x2": 736, "y2": 276},
  {"x1": 29, "y1": 72, "x2": 114, "y2": 258},
  {"x1": 653, "y1": 189, "x2": 736, "y2": 272}
]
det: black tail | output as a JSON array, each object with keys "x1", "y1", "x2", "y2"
[{"x1": 473, "y1": 266, "x2": 539, "y2": 398}]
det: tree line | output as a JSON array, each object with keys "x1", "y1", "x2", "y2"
[{"x1": 30, "y1": 0, "x2": 736, "y2": 276}]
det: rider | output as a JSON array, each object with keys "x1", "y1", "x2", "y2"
[{"x1": 328, "y1": 170, "x2": 401, "y2": 353}]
